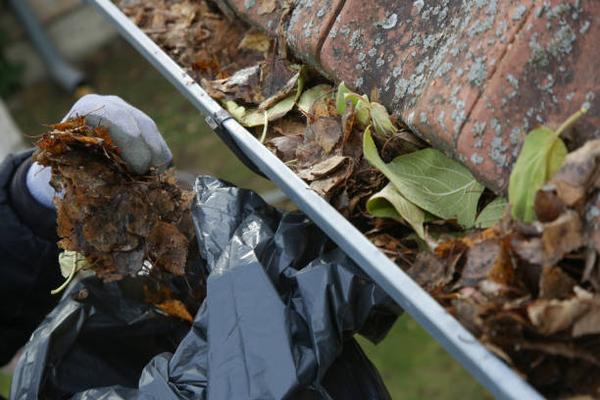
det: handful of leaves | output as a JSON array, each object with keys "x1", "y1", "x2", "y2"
[{"x1": 34, "y1": 117, "x2": 195, "y2": 282}]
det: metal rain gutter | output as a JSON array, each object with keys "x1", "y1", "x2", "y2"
[{"x1": 85, "y1": 1, "x2": 544, "y2": 399}]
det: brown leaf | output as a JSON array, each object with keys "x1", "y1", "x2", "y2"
[
  {"x1": 203, "y1": 65, "x2": 263, "y2": 104},
  {"x1": 297, "y1": 156, "x2": 349, "y2": 182},
  {"x1": 534, "y1": 185, "x2": 565, "y2": 223},
  {"x1": 308, "y1": 117, "x2": 342, "y2": 154},
  {"x1": 309, "y1": 162, "x2": 353, "y2": 198},
  {"x1": 539, "y1": 266, "x2": 576, "y2": 300},
  {"x1": 156, "y1": 299, "x2": 194, "y2": 322},
  {"x1": 513, "y1": 210, "x2": 583, "y2": 266},
  {"x1": 457, "y1": 238, "x2": 517, "y2": 294},
  {"x1": 407, "y1": 251, "x2": 454, "y2": 293},
  {"x1": 271, "y1": 119, "x2": 306, "y2": 137},
  {"x1": 148, "y1": 221, "x2": 190, "y2": 276},
  {"x1": 585, "y1": 191, "x2": 600, "y2": 254},
  {"x1": 260, "y1": 53, "x2": 297, "y2": 103},
  {"x1": 257, "y1": 0, "x2": 277, "y2": 14},
  {"x1": 551, "y1": 139, "x2": 600, "y2": 207},
  {"x1": 238, "y1": 31, "x2": 271, "y2": 53},
  {"x1": 267, "y1": 135, "x2": 303, "y2": 161},
  {"x1": 528, "y1": 297, "x2": 587, "y2": 335}
]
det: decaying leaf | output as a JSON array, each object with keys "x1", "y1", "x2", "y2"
[
  {"x1": 238, "y1": 31, "x2": 271, "y2": 54},
  {"x1": 297, "y1": 84, "x2": 333, "y2": 114},
  {"x1": 512, "y1": 210, "x2": 583, "y2": 266},
  {"x1": 204, "y1": 65, "x2": 263, "y2": 104},
  {"x1": 35, "y1": 118, "x2": 195, "y2": 281},
  {"x1": 406, "y1": 251, "x2": 454, "y2": 292},
  {"x1": 296, "y1": 155, "x2": 349, "y2": 181},
  {"x1": 527, "y1": 287, "x2": 600, "y2": 337},
  {"x1": 256, "y1": 0, "x2": 277, "y2": 15},
  {"x1": 370, "y1": 102, "x2": 396, "y2": 137},
  {"x1": 551, "y1": 139, "x2": 600, "y2": 207},
  {"x1": 156, "y1": 299, "x2": 194, "y2": 322}
]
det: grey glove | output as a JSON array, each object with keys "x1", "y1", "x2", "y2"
[{"x1": 27, "y1": 94, "x2": 172, "y2": 208}]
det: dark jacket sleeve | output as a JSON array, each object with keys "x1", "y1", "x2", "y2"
[{"x1": 0, "y1": 151, "x2": 61, "y2": 366}]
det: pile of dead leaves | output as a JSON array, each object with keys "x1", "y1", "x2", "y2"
[
  {"x1": 402, "y1": 140, "x2": 600, "y2": 398},
  {"x1": 119, "y1": 0, "x2": 267, "y2": 81},
  {"x1": 34, "y1": 117, "x2": 195, "y2": 282}
]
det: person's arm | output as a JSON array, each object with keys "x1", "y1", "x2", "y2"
[
  {"x1": 0, "y1": 151, "x2": 62, "y2": 366},
  {"x1": 0, "y1": 94, "x2": 172, "y2": 366}
]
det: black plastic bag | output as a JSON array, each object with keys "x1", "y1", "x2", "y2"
[{"x1": 11, "y1": 177, "x2": 400, "y2": 399}]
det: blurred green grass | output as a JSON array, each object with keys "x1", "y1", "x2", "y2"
[
  {"x1": 7, "y1": 39, "x2": 489, "y2": 399},
  {"x1": 0, "y1": 371, "x2": 10, "y2": 398}
]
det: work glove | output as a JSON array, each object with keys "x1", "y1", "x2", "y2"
[{"x1": 27, "y1": 94, "x2": 172, "y2": 208}]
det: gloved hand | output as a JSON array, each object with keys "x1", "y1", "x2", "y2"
[{"x1": 27, "y1": 94, "x2": 172, "y2": 208}]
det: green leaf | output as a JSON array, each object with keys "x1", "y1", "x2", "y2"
[
  {"x1": 370, "y1": 102, "x2": 396, "y2": 136},
  {"x1": 354, "y1": 99, "x2": 371, "y2": 127},
  {"x1": 297, "y1": 84, "x2": 333, "y2": 114},
  {"x1": 241, "y1": 95, "x2": 296, "y2": 127},
  {"x1": 363, "y1": 128, "x2": 484, "y2": 227},
  {"x1": 292, "y1": 65, "x2": 309, "y2": 102},
  {"x1": 508, "y1": 108, "x2": 588, "y2": 223},
  {"x1": 367, "y1": 182, "x2": 426, "y2": 239},
  {"x1": 508, "y1": 127, "x2": 567, "y2": 223},
  {"x1": 224, "y1": 100, "x2": 246, "y2": 122},
  {"x1": 336, "y1": 81, "x2": 351, "y2": 114},
  {"x1": 475, "y1": 197, "x2": 507, "y2": 228}
]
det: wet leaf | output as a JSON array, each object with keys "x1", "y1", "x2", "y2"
[
  {"x1": 224, "y1": 100, "x2": 246, "y2": 122},
  {"x1": 539, "y1": 266, "x2": 576, "y2": 300},
  {"x1": 534, "y1": 186, "x2": 565, "y2": 223},
  {"x1": 238, "y1": 31, "x2": 271, "y2": 53},
  {"x1": 551, "y1": 139, "x2": 600, "y2": 207},
  {"x1": 457, "y1": 238, "x2": 515, "y2": 291},
  {"x1": 297, "y1": 84, "x2": 333, "y2": 114},
  {"x1": 509, "y1": 127, "x2": 567, "y2": 223},
  {"x1": 370, "y1": 102, "x2": 396, "y2": 137},
  {"x1": 257, "y1": 0, "x2": 277, "y2": 14},
  {"x1": 512, "y1": 210, "x2": 583, "y2": 266},
  {"x1": 406, "y1": 251, "x2": 453, "y2": 292},
  {"x1": 509, "y1": 109, "x2": 587, "y2": 223},
  {"x1": 475, "y1": 197, "x2": 507, "y2": 228},
  {"x1": 363, "y1": 128, "x2": 483, "y2": 227},
  {"x1": 297, "y1": 155, "x2": 349, "y2": 181},
  {"x1": 35, "y1": 118, "x2": 194, "y2": 281},
  {"x1": 336, "y1": 81, "x2": 351, "y2": 114},
  {"x1": 527, "y1": 289, "x2": 593, "y2": 336},
  {"x1": 204, "y1": 65, "x2": 262, "y2": 103},
  {"x1": 367, "y1": 183, "x2": 425, "y2": 239},
  {"x1": 242, "y1": 95, "x2": 296, "y2": 127},
  {"x1": 308, "y1": 117, "x2": 342, "y2": 154},
  {"x1": 266, "y1": 135, "x2": 303, "y2": 161},
  {"x1": 156, "y1": 299, "x2": 194, "y2": 322},
  {"x1": 354, "y1": 98, "x2": 371, "y2": 128}
]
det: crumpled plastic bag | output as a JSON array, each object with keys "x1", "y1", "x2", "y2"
[{"x1": 11, "y1": 176, "x2": 400, "y2": 399}]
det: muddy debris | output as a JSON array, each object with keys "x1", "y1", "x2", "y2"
[{"x1": 34, "y1": 117, "x2": 195, "y2": 282}]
